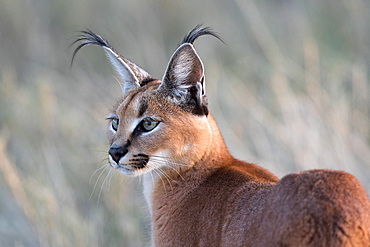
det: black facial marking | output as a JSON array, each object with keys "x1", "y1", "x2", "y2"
[
  {"x1": 130, "y1": 154, "x2": 149, "y2": 169},
  {"x1": 138, "y1": 102, "x2": 148, "y2": 117},
  {"x1": 135, "y1": 154, "x2": 149, "y2": 158},
  {"x1": 118, "y1": 90, "x2": 141, "y2": 119},
  {"x1": 130, "y1": 126, "x2": 141, "y2": 140},
  {"x1": 125, "y1": 139, "x2": 132, "y2": 148}
]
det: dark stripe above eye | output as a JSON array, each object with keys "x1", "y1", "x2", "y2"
[{"x1": 138, "y1": 102, "x2": 148, "y2": 117}]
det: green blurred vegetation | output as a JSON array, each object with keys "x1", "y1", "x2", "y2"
[{"x1": 0, "y1": 0, "x2": 369, "y2": 246}]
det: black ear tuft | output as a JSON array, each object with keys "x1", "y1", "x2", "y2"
[
  {"x1": 70, "y1": 30, "x2": 153, "y2": 95},
  {"x1": 69, "y1": 30, "x2": 111, "y2": 66},
  {"x1": 182, "y1": 24, "x2": 224, "y2": 45}
]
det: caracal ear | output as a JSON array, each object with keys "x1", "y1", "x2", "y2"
[
  {"x1": 162, "y1": 43, "x2": 205, "y2": 94},
  {"x1": 159, "y1": 43, "x2": 207, "y2": 115},
  {"x1": 71, "y1": 30, "x2": 152, "y2": 95}
]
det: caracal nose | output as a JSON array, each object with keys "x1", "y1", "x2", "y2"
[{"x1": 108, "y1": 145, "x2": 128, "y2": 163}]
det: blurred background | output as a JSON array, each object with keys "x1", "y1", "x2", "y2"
[{"x1": 0, "y1": 0, "x2": 369, "y2": 246}]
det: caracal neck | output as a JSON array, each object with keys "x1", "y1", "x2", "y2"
[{"x1": 142, "y1": 113, "x2": 235, "y2": 214}]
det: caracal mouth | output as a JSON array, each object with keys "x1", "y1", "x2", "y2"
[{"x1": 108, "y1": 155, "x2": 152, "y2": 177}]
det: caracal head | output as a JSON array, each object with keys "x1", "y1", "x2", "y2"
[{"x1": 71, "y1": 26, "x2": 222, "y2": 176}]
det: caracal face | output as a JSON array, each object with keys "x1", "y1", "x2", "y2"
[{"x1": 105, "y1": 80, "x2": 211, "y2": 177}]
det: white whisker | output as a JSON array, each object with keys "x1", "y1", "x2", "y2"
[
  {"x1": 149, "y1": 156, "x2": 187, "y2": 181},
  {"x1": 150, "y1": 161, "x2": 177, "y2": 192},
  {"x1": 107, "y1": 169, "x2": 114, "y2": 191},
  {"x1": 151, "y1": 155, "x2": 191, "y2": 167},
  {"x1": 157, "y1": 168, "x2": 174, "y2": 192},
  {"x1": 89, "y1": 163, "x2": 110, "y2": 185},
  {"x1": 152, "y1": 167, "x2": 168, "y2": 193},
  {"x1": 98, "y1": 166, "x2": 112, "y2": 205},
  {"x1": 90, "y1": 164, "x2": 110, "y2": 200},
  {"x1": 164, "y1": 161, "x2": 185, "y2": 181}
]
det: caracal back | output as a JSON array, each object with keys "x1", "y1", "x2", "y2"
[{"x1": 72, "y1": 26, "x2": 370, "y2": 246}]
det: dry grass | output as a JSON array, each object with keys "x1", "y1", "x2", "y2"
[{"x1": 0, "y1": 0, "x2": 369, "y2": 246}]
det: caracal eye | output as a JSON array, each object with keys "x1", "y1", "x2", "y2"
[
  {"x1": 142, "y1": 118, "x2": 159, "y2": 132},
  {"x1": 111, "y1": 119, "x2": 119, "y2": 131}
]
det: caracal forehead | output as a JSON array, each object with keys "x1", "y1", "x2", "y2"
[{"x1": 114, "y1": 81, "x2": 162, "y2": 116}]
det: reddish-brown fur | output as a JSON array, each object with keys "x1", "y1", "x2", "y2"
[
  {"x1": 258, "y1": 170, "x2": 370, "y2": 247},
  {"x1": 148, "y1": 116, "x2": 370, "y2": 246},
  {"x1": 72, "y1": 27, "x2": 370, "y2": 246}
]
